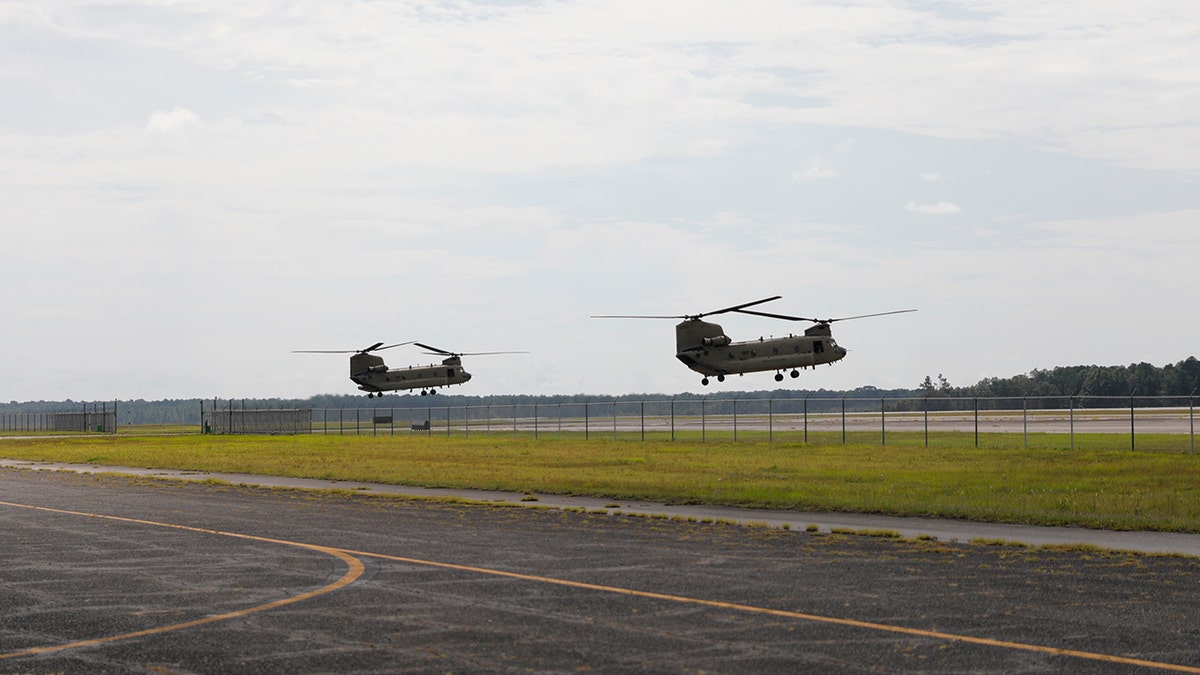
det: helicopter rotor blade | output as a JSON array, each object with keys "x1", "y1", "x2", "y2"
[
  {"x1": 417, "y1": 342, "x2": 528, "y2": 357},
  {"x1": 592, "y1": 296, "x2": 784, "y2": 321},
  {"x1": 735, "y1": 308, "x2": 917, "y2": 324},
  {"x1": 733, "y1": 309, "x2": 814, "y2": 322},
  {"x1": 698, "y1": 296, "x2": 783, "y2": 319},
  {"x1": 590, "y1": 314, "x2": 686, "y2": 320},
  {"x1": 414, "y1": 342, "x2": 453, "y2": 355},
  {"x1": 292, "y1": 349, "x2": 357, "y2": 353},
  {"x1": 820, "y1": 309, "x2": 918, "y2": 323},
  {"x1": 292, "y1": 340, "x2": 415, "y2": 354},
  {"x1": 371, "y1": 341, "x2": 415, "y2": 352}
]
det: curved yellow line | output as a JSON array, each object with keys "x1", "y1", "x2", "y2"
[
  {"x1": 0, "y1": 501, "x2": 365, "y2": 660},
  {"x1": 5, "y1": 499, "x2": 1198, "y2": 673}
]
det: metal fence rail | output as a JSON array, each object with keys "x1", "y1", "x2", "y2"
[{"x1": 297, "y1": 395, "x2": 1197, "y2": 451}]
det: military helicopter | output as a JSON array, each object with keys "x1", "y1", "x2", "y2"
[
  {"x1": 594, "y1": 297, "x2": 915, "y2": 386},
  {"x1": 293, "y1": 342, "x2": 525, "y2": 397}
]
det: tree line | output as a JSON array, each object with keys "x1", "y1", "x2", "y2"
[{"x1": 3, "y1": 357, "x2": 1197, "y2": 424}]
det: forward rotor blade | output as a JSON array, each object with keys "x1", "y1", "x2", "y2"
[
  {"x1": 415, "y1": 342, "x2": 452, "y2": 355},
  {"x1": 590, "y1": 315, "x2": 685, "y2": 319},
  {"x1": 733, "y1": 309, "x2": 814, "y2": 322},
  {"x1": 700, "y1": 296, "x2": 783, "y2": 318},
  {"x1": 373, "y1": 341, "x2": 416, "y2": 352},
  {"x1": 292, "y1": 340, "x2": 415, "y2": 354},
  {"x1": 592, "y1": 296, "x2": 784, "y2": 321},
  {"x1": 292, "y1": 349, "x2": 357, "y2": 353}
]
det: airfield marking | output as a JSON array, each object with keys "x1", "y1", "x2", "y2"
[
  {"x1": 2, "y1": 499, "x2": 1199, "y2": 673},
  {"x1": 346, "y1": 548, "x2": 1200, "y2": 673},
  {"x1": 0, "y1": 500, "x2": 365, "y2": 660}
]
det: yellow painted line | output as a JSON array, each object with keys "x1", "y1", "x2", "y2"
[
  {"x1": 0, "y1": 501, "x2": 365, "y2": 660},
  {"x1": 4, "y1": 499, "x2": 1199, "y2": 673},
  {"x1": 345, "y1": 548, "x2": 1200, "y2": 673}
]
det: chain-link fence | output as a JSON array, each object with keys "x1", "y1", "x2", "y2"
[
  {"x1": 297, "y1": 395, "x2": 1197, "y2": 451},
  {"x1": 0, "y1": 404, "x2": 118, "y2": 434}
]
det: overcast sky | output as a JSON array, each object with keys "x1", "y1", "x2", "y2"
[{"x1": 3, "y1": 1, "x2": 1198, "y2": 401}]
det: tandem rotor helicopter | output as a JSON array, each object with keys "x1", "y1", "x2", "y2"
[
  {"x1": 594, "y1": 296, "x2": 915, "y2": 386},
  {"x1": 293, "y1": 342, "x2": 525, "y2": 397}
]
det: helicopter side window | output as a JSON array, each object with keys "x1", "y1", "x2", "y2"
[
  {"x1": 447, "y1": 368, "x2": 455, "y2": 377},
  {"x1": 814, "y1": 340, "x2": 824, "y2": 354}
]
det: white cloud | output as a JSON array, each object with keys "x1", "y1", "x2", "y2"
[
  {"x1": 918, "y1": 171, "x2": 943, "y2": 182},
  {"x1": 791, "y1": 158, "x2": 839, "y2": 182},
  {"x1": 905, "y1": 201, "x2": 962, "y2": 216},
  {"x1": 144, "y1": 107, "x2": 204, "y2": 146}
]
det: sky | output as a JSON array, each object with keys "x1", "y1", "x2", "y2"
[{"x1": 2, "y1": 1, "x2": 1198, "y2": 401}]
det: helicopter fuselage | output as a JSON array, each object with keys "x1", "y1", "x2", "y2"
[
  {"x1": 350, "y1": 352, "x2": 471, "y2": 396},
  {"x1": 673, "y1": 319, "x2": 847, "y2": 381}
]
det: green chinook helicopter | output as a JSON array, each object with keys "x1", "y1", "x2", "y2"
[
  {"x1": 293, "y1": 342, "x2": 524, "y2": 397},
  {"x1": 595, "y1": 296, "x2": 915, "y2": 386}
]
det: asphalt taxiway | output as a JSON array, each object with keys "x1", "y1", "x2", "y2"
[{"x1": 3, "y1": 461, "x2": 1200, "y2": 673}]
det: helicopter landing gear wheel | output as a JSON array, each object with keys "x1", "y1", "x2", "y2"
[
  {"x1": 774, "y1": 372, "x2": 784, "y2": 382},
  {"x1": 701, "y1": 377, "x2": 709, "y2": 386},
  {"x1": 429, "y1": 388, "x2": 437, "y2": 395},
  {"x1": 420, "y1": 390, "x2": 427, "y2": 396},
  {"x1": 717, "y1": 374, "x2": 725, "y2": 383},
  {"x1": 790, "y1": 370, "x2": 800, "y2": 378}
]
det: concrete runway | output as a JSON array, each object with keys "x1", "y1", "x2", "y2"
[{"x1": 4, "y1": 463, "x2": 1200, "y2": 673}]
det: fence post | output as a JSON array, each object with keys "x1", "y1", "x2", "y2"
[
  {"x1": 1190, "y1": 394, "x2": 1195, "y2": 455},
  {"x1": 1130, "y1": 394, "x2": 1136, "y2": 452},
  {"x1": 804, "y1": 395, "x2": 809, "y2": 443},
  {"x1": 701, "y1": 397, "x2": 706, "y2": 443},
  {"x1": 1069, "y1": 397, "x2": 1075, "y2": 451},
  {"x1": 1022, "y1": 397, "x2": 1027, "y2": 449},
  {"x1": 670, "y1": 397, "x2": 676, "y2": 442},
  {"x1": 973, "y1": 397, "x2": 979, "y2": 448},
  {"x1": 534, "y1": 402, "x2": 539, "y2": 439},
  {"x1": 768, "y1": 396, "x2": 774, "y2": 444},
  {"x1": 923, "y1": 395, "x2": 929, "y2": 448},
  {"x1": 585, "y1": 402, "x2": 589, "y2": 440},
  {"x1": 841, "y1": 396, "x2": 846, "y2": 445},
  {"x1": 640, "y1": 400, "x2": 645, "y2": 442},
  {"x1": 880, "y1": 398, "x2": 886, "y2": 446}
]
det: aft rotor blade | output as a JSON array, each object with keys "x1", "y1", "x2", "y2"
[
  {"x1": 735, "y1": 308, "x2": 918, "y2": 323},
  {"x1": 825, "y1": 309, "x2": 918, "y2": 322}
]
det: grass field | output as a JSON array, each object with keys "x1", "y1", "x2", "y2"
[{"x1": 4, "y1": 431, "x2": 1200, "y2": 533}]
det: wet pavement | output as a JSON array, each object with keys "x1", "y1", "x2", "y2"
[{"x1": 3, "y1": 466, "x2": 1200, "y2": 673}]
